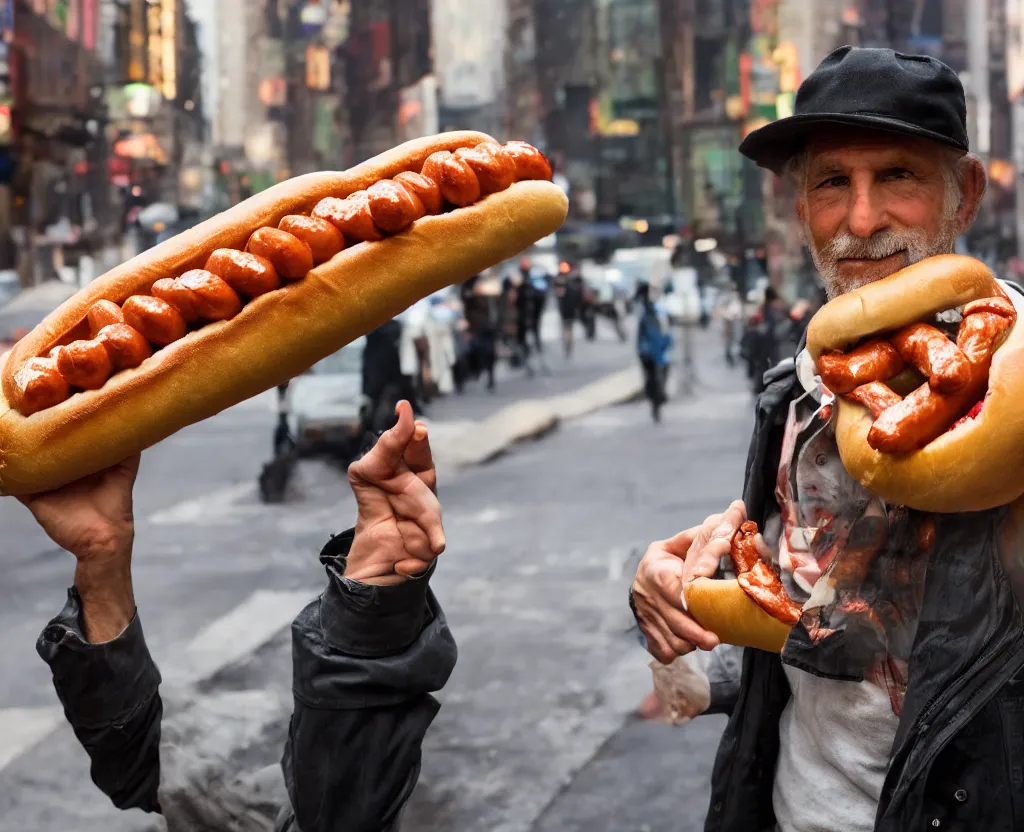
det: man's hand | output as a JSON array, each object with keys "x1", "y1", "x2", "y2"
[
  {"x1": 17, "y1": 454, "x2": 141, "y2": 642},
  {"x1": 346, "y1": 400, "x2": 445, "y2": 585},
  {"x1": 632, "y1": 500, "x2": 747, "y2": 664}
]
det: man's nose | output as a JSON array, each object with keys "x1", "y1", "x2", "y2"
[{"x1": 846, "y1": 177, "x2": 889, "y2": 238}]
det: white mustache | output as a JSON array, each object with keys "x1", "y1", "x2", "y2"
[{"x1": 825, "y1": 230, "x2": 923, "y2": 261}]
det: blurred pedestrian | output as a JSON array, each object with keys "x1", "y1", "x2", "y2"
[
  {"x1": 523, "y1": 258, "x2": 549, "y2": 352},
  {"x1": 460, "y1": 274, "x2": 499, "y2": 390},
  {"x1": 554, "y1": 264, "x2": 584, "y2": 358},
  {"x1": 513, "y1": 272, "x2": 536, "y2": 377},
  {"x1": 635, "y1": 281, "x2": 673, "y2": 422},
  {"x1": 20, "y1": 404, "x2": 453, "y2": 831},
  {"x1": 363, "y1": 319, "x2": 418, "y2": 431},
  {"x1": 715, "y1": 285, "x2": 744, "y2": 366},
  {"x1": 747, "y1": 286, "x2": 793, "y2": 395}
]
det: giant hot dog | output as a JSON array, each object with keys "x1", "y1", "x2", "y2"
[
  {"x1": 0, "y1": 132, "x2": 567, "y2": 496},
  {"x1": 806, "y1": 254, "x2": 1024, "y2": 513}
]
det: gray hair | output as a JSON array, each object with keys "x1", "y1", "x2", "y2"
[{"x1": 784, "y1": 146, "x2": 980, "y2": 229}]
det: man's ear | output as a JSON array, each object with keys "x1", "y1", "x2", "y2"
[{"x1": 955, "y1": 155, "x2": 987, "y2": 233}]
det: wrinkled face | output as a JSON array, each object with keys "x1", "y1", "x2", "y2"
[{"x1": 797, "y1": 131, "x2": 966, "y2": 298}]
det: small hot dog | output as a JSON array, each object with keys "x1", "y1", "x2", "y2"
[
  {"x1": 97, "y1": 323, "x2": 152, "y2": 370},
  {"x1": 205, "y1": 249, "x2": 282, "y2": 298},
  {"x1": 122, "y1": 296, "x2": 188, "y2": 347},
  {"x1": 55, "y1": 339, "x2": 113, "y2": 390},
  {"x1": 87, "y1": 300, "x2": 126, "y2": 337},
  {"x1": 247, "y1": 227, "x2": 314, "y2": 280},
  {"x1": 278, "y1": 215, "x2": 345, "y2": 264}
]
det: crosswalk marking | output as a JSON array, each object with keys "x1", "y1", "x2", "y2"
[
  {"x1": 0, "y1": 706, "x2": 63, "y2": 772},
  {"x1": 0, "y1": 588, "x2": 317, "y2": 774},
  {"x1": 165, "y1": 589, "x2": 316, "y2": 686}
]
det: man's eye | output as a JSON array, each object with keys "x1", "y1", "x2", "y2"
[
  {"x1": 883, "y1": 169, "x2": 912, "y2": 181},
  {"x1": 815, "y1": 176, "x2": 848, "y2": 189}
]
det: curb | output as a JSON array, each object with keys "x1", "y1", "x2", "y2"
[{"x1": 430, "y1": 366, "x2": 644, "y2": 469}]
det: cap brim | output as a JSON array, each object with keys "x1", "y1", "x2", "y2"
[{"x1": 738, "y1": 113, "x2": 969, "y2": 175}]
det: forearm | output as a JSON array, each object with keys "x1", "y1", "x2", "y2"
[
  {"x1": 37, "y1": 588, "x2": 163, "y2": 813},
  {"x1": 284, "y1": 531, "x2": 457, "y2": 832},
  {"x1": 74, "y1": 552, "x2": 136, "y2": 643}
]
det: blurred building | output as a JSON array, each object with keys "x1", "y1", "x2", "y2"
[
  {"x1": 433, "y1": 0, "x2": 505, "y2": 137},
  {"x1": 657, "y1": 0, "x2": 767, "y2": 286},
  {"x1": 4, "y1": 0, "x2": 111, "y2": 285},
  {"x1": 504, "y1": 0, "x2": 541, "y2": 145},
  {"x1": 344, "y1": 0, "x2": 432, "y2": 163}
]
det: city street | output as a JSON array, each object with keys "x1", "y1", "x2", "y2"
[{"x1": 0, "y1": 319, "x2": 751, "y2": 832}]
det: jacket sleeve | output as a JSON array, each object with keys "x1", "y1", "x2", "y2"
[
  {"x1": 35, "y1": 588, "x2": 164, "y2": 813},
  {"x1": 283, "y1": 529, "x2": 458, "y2": 832}
]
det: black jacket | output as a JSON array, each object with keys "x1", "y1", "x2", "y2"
[
  {"x1": 705, "y1": 360, "x2": 1024, "y2": 832},
  {"x1": 36, "y1": 529, "x2": 457, "y2": 832}
]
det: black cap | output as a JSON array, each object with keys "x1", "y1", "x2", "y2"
[{"x1": 739, "y1": 46, "x2": 969, "y2": 175}]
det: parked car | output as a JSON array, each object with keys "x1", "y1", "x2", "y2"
[{"x1": 285, "y1": 337, "x2": 369, "y2": 458}]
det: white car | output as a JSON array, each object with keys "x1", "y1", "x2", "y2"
[{"x1": 285, "y1": 337, "x2": 368, "y2": 454}]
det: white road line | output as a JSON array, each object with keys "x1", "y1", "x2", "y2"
[
  {"x1": 0, "y1": 706, "x2": 63, "y2": 772},
  {"x1": 164, "y1": 589, "x2": 317, "y2": 687},
  {"x1": 147, "y1": 482, "x2": 260, "y2": 526},
  {"x1": 0, "y1": 588, "x2": 317, "y2": 773}
]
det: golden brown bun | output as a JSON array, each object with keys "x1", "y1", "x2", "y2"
[
  {"x1": 2, "y1": 131, "x2": 493, "y2": 407},
  {"x1": 0, "y1": 135, "x2": 568, "y2": 495},
  {"x1": 806, "y1": 255, "x2": 999, "y2": 359},
  {"x1": 683, "y1": 577, "x2": 793, "y2": 653},
  {"x1": 807, "y1": 255, "x2": 1024, "y2": 512}
]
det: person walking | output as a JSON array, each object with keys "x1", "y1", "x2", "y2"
[
  {"x1": 554, "y1": 264, "x2": 584, "y2": 359},
  {"x1": 460, "y1": 275, "x2": 499, "y2": 391},
  {"x1": 635, "y1": 281, "x2": 673, "y2": 422}
]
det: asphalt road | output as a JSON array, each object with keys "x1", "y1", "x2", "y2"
[{"x1": 0, "y1": 315, "x2": 753, "y2": 832}]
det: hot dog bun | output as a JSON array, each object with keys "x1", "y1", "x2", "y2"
[
  {"x1": 0, "y1": 132, "x2": 568, "y2": 496},
  {"x1": 683, "y1": 577, "x2": 792, "y2": 653},
  {"x1": 807, "y1": 255, "x2": 1024, "y2": 512}
]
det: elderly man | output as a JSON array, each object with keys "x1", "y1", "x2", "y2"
[
  {"x1": 20, "y1": 401, "x2": 452, "y2": 831},
  {"x1": 631, "y1": 47, "x2": 1024, "y2": 832}
]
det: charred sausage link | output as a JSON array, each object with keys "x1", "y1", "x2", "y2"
[
  {"x1": 829, "y1": 294, "x2": 1017, "y2": 452},
  {"x1": 729, "y1": 521, "x2": 802, "y2": 625},
  {"x1": 817, "y1": 339, "x2": 904, "y2": 394}
]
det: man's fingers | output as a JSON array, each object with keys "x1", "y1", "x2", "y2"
[
  {"x1": 115, "y1": 453, "x2": 142, "y2": 486},
  {"x1": 352, "y1": 401, "x2": 416, "y2": 481},
  {"x1": 403, "y1": 421, "x2": 437, "y2": 494},
  {"x1": 662, "y1": 525, "x2": 701, "y2": 558},
  {"x1": 663, "y1": 600, "x2": 721, "y2": 651},
  {"x1": 395, "y1": 558, "x2": 433, "y2": 578},
  {"x1": 395, "y1": 519, "x2": 438, "y2": 562},
  {"x1": 685, "y1": 500, "x2": 747, "y2": 578},
  {"x1": 685, "y1": 537, "x2": 732, "y2": 580}
]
